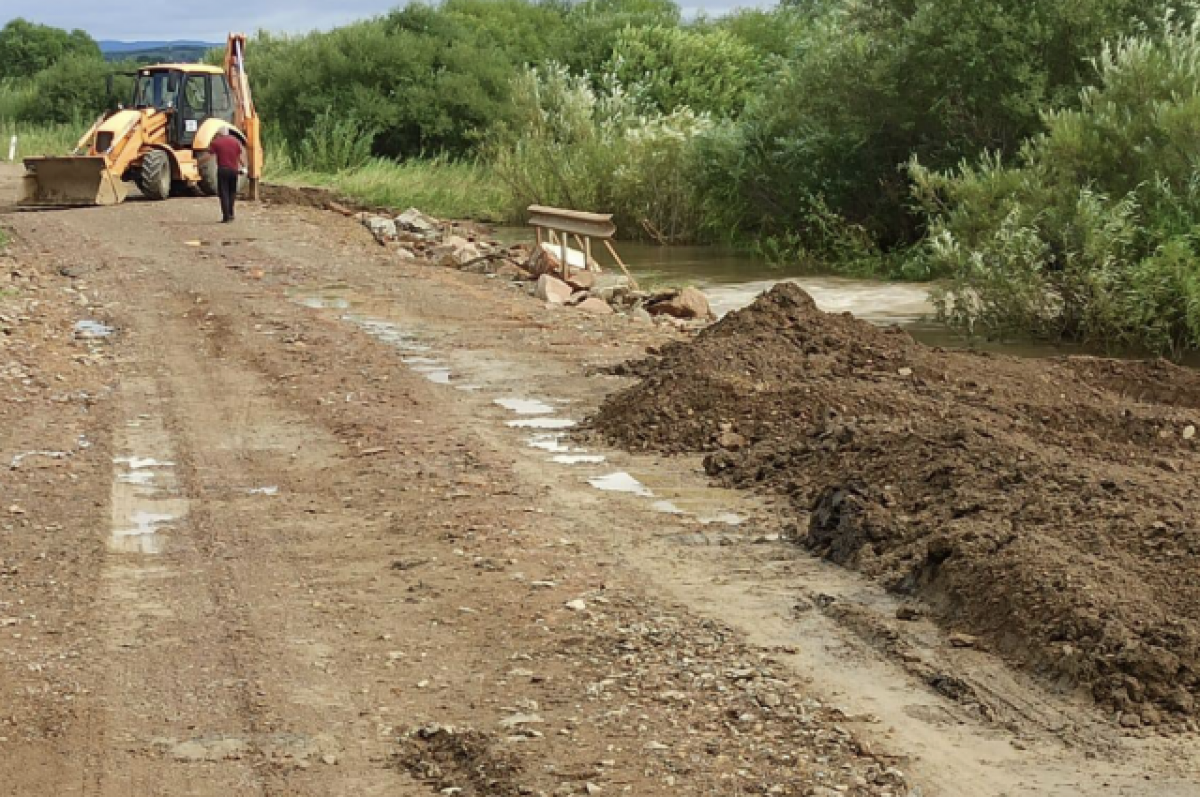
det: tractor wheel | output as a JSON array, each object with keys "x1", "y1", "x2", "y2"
[
  {"x1": 198, "y1": 158, "x2": 219, "y2": 197},
  {"x1": 138, "y1": 150, "x2": 172, "y2": 201}
]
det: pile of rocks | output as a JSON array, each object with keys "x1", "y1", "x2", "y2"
[
  {"x1": 358, "y1": 207, "x2": 527, "y2": 268},
  {"x1": 533, "y1": 273, "x2": 713, "y2": 326},
  {"x1": 357, "y1": 208, "x2": 713, "y2": 325}
]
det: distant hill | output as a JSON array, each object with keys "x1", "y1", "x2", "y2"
[{"x1": 98, "y1": 40, "x2": 219, "y2": 64}]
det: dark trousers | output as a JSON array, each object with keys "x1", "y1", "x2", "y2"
[{"x1": 218, "y1": 167, "x2": 239, "y2": 221}]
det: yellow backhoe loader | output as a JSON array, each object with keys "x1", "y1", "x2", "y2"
[{"x1": 21, "y1": 33, "x2": 262, "y2": 207}]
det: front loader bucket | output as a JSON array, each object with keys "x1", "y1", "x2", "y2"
[{"x1": 20, "y1": 156, "x2": 128, "y2": 207}]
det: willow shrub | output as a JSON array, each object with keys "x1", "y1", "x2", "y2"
[
  {"x1": 490, "y1": 65, "x2": 713, "y2": 243},
  {"x1": 912, "y1": 18, "x2": 1200, "y2": 355}
]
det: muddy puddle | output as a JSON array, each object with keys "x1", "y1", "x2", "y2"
[
  {"x1": 110, "y1": 384, "x2": 189, "y2": 555},
  {"x1": 294, "y1": 286, "x2": 762, "y2": 530}
]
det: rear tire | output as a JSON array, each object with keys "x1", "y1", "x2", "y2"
[
  {"x1": 198, "y1": 158, "x2": 218, "y2": 197},
  {"x1": 138, "y1": 150, "x2": 172, "y2": 201}
]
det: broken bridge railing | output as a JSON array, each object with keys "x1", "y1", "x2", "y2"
[{"x1": 527, "y1": 205, "x2": 638, "y2": 288}]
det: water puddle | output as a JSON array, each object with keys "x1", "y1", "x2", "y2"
[
  {"x1": 588, "y1": 472, "x2": 654, "y2": 497},
  {"x1": 74, "y1": 319, "x2": 114, "y2": 339},
  {"x1": 412, "y1": 366, "x2": 452, "y2": 384},
  {"x1": 700, "y1": 512, "x2": 746, "y2": 526},
  {"x1": 114, "y1": 456, "x2": 174, "y2": 470},
  {"x1": 508, "y1": 418, "x2": 578, "y2": 430},
  {"x1": 112, "y1": 511, "x2": 179, "y2": 555},
  {"x1": 551, "y1": 454, "x2": 607, "y2": 465},
  {"x1": 298, "y1": 297, "x2": 350, "y2": 310},
  {"x1": 9, "y1": 450, "x2": 68, "y2": 468},
  {"x1": 495, "y1": 397, "x2": 557, "y2": 415},
  {"x1": 110, "y1": 380, "x2": 189, "y2": 556},
  {"x1": 527, "y1": 434, "x2": 572, "y2": 453}
]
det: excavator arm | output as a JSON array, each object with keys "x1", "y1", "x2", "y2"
[{"x1": 224, "y1": 33, "x2": 262, "y2": 200}]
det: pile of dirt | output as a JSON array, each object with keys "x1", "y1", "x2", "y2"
[{"x1": 594, "y1": 283, "x2": 1200, "y2": 730}]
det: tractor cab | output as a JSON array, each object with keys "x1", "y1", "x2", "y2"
[{"x1": 132, "y1": 65, "x2": 236, "y2": 148}]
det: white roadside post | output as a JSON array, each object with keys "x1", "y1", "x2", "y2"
[{"x1": 7, "y1": 135, "x2": 16, "y2": 162}]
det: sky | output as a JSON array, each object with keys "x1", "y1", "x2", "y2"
[{"x1": 3, "y1": 0, "x2": 763, "y2": 41}]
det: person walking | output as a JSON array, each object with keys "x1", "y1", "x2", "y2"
[{"x1": 205, "y1": 129, "x2": 244, "y2": 223}]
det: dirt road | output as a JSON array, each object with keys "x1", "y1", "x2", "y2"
[{"x1": 1, "y1": 166, "x2": 1197, "y2": 795}]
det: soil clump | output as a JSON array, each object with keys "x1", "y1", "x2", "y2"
[{"x1": 593, "y1": 283, "x2": 1200, "y2": 730}]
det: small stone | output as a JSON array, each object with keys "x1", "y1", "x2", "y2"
[
  {"x1": 1184, "y1": 425, "x2": 1196, "y2": 441},
  {"x1": 948, "y1": 633, "x2": 979, "y2": 648},
  {"x1": 565, "y1": 599, "x2": 587, "y2": 612},
  {"x1": 321, "y1": 754, "x2": 338, "y2": 766},
  {"x1": 898, "y1": 367, "x2": 914, "y2": 377},
  {"x1": 895, "y1": 606, "x2": 922, "y2": 621}
]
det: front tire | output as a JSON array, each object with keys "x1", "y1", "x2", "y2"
[{"x1": 138, "y1": 150, "x2": 172, "y2": 201}]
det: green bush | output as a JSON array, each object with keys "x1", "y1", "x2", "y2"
[{"x1": 913, "y1": 18, "x2": 1200, "y2": 355}]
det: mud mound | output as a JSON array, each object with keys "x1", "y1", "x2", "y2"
[{"x1": 594, "y1": 283, "x2": 1200, "y2": 729}]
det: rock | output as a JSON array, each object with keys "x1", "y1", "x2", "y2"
[
  {"x1": 716, "y1": 430, "x2": 746, "y2": 450},
  {"x1": 1119, "y1": 712, "x2": 1142, "y2": 729},
  {"x1": 568, "y1": 290, "x2": 590, "y2": 306},
  {"x1": 565, "y1": 599, "x2": 587, "y2": 611},
  {"x1": 896, "y1": 606, "x2": 922, "y2": 621},
  {"x1": 567, "y1": 270, "x2": 597, "y2": 291},
  {"x1": 364, "y1": 217, "x2": 397, "y2": 244},
  {"x1": 493, "y1": 263, "x2": 530, "y2": 280},
  {"x1": 1184, "y1": 425, "x2": 1196, "y2": 441},
  {"x1": 576, "y1": 298, "x2": 615, "y2": 316},
  {"x1": 898, "y1": 367, "x2": 914, "y2": 377},
  {"x1": 631, "y1": 307, "x2": 653, "y2": 323},
  {"x1": 646, "y1": 287, "x2": 712, "y2": 320},
  {"x1": 321, "y1": 754, "x2": 339, "y2": 766},
  {"x1": 536, "y1": 275, "x2": 573, "y2": 306},
  {"x1": 395, "y1": 207, "x2": 439, "y2": 235},
  {"x1": 948, "y1": 633, "x2": 979, "y2": 648}
]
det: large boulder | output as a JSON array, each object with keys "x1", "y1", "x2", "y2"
[
  {"x1": 646, "y1": 287, "x2": 712, "y2": 320},
  {"x1": 576, "y1": 297, "x2": 615, "y2": 315},
  {"x1": 535, "y1": 274, "x2": 573, "y2": 305}
]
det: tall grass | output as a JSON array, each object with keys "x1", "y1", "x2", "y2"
[
  {"x1": 264, "y1": 117, "x2": 509, "y2": 221},
  {"x1": 270, "y1": 157, "x2": 510, "y2": 222},
  {"x1": 0, "y1": 79, "x2": 79, "y2": 157}
]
